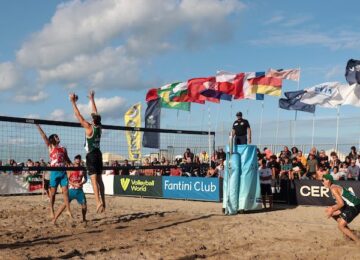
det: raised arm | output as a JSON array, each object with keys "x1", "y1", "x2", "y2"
[
  {"x1": 35, "y1": 124, "x2": 50, "y2": 147},
  {"x1": 88, "y1": 90, "x2": 98, "y2": 114},
  {"x1": 69, "y1": 93, "x2": 92, "y2": 133}
]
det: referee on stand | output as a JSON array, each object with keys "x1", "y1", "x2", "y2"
[{"x1": 232, "y1": 111, "x2": 252, "y2": 145}]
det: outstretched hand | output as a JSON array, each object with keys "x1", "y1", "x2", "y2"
[
  {"x1": 87, "y1": 90, "x2": 95, "y2": 100},
  {"x1": 325, "y1": 207, "x2": 333, "y2": 218},
  {"x1": 69, "y1": 93, "x2": 77, "y2": 103}
]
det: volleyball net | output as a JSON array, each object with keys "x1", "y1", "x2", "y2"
[{"x1": 0, "y1": 115, "x2": 215, "y2": 171}]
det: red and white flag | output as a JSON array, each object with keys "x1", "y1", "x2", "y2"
[{"x1": 266, "y1": 68, "x2": 300, "y2": 81}]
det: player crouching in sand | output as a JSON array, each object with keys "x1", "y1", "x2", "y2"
[
  {"x1": 53, "y1": 155, "x2": 87, "y2": 224},
  {"x1": 322, "y1": 174, "x2": 360, "y2": 243}
]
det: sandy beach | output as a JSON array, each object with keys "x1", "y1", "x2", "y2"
[{"x1": 1, "y1": 195, "x2": 360, "y2": 260}]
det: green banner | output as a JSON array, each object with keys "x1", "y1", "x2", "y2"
[{"x1": 114, "y1": 176, "x2": 162, "y2": 197}]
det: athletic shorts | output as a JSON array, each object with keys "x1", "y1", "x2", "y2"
[
  {"x1": 69, "y1": 189, "x2": 86, "y2": 205},
  {"x1": 86, "y1": 149, "x2": 103, "y2": 175},
  {"x1": 49, "y1": 171, "x2": 68, "y2": 188},
  {"x1": 337, "y1": 204, "x2": 360, "y2": 224},
  {"x1": 261, "y1": 184, "x2": 272, "y2": 196}
]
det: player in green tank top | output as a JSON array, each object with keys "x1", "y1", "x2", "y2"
[
  {"x1": 70, "y1": 90, "x2": 106, "y2": 214},
  {"x1": 322, "y1": 174, "x2": 360, "y2": 243}
]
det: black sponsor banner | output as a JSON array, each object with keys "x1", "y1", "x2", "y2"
[
  {"x1": 114, "y1": 176, "x2": 162, "y2": 197},
  {"x1": 295, "y1": 180, "x2": 360, "y2": 206}
]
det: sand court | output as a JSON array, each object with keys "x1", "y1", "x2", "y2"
[{"x1": 1, "y1": 195, "x2": 360, "y2": 259}]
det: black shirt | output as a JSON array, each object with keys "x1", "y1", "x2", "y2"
[{"x1": 232, "y1": 119, "x2": 250, "y2": 136}]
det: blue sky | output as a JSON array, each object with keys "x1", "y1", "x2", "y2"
[{"x1": 1, "y1": 0, "x2": 360, "y2": 146}]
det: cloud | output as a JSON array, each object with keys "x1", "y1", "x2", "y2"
[
  {"x1": 48, "y1": 109, "x2": 68, "y2": 121},
  {"x1": 7, "y1": 0, "x2": 244, "y2": 95},
  {"x1": 251, "y1": 30, "x2": 360, "y2": 50},
  {"x1": 77, "y1": 96, "x2": 127, "y2": 120},
  {"x1": 14, "y1": 91, "x2": 48, "y2": 103},
  {"x1": 0, "y1": 62, "x2": 23, "y2": 90},
  {"x1": 263, "y1": 15, "x2": 285, "y2": 25},
  {"x1": 38, "y1": 47, "x2": 143, "y2": 90}
]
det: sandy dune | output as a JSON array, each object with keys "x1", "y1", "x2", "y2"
[{"x1": 1, "y1": 195, "x2": 360, "y2": 259}]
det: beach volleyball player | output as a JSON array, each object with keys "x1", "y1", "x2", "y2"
[
  {"x1": 69, "y1": 91, "x2": 105, "y2": 213},
  {"x1": 36, "y1": 125, "x2": 72, "y2": 220},
  {"x1": 322, "y1": 174, "x2": 360, "y2": 243}
]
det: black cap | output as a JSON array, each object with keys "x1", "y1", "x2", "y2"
[{"x1": 236, "y1": 111, "x2": 242, "y2": 117}]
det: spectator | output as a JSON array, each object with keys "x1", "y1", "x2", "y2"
[
  {"x1": 356, "y1": 155, "x2": 360, "y2": 168},
  {"x1": 121, "y1": 159, "x2": 130, "y2": 176},
  {"x1": 330, "y1": 166, "x2": 346, "y2": 181},
  {"x1": 143, "y1": 158, "x2": 154, "y2": 176},
  {"x1": 183, "y1": 148, "x2": 194, "y2": 162},
  {"x1": 344, "y1": 156, "x2": 351, "y2": 167},
  {"x1": 347, "y1": 160, "x2": 359, "y2": 180},
  {"x1": 296, "y1": 150, "x2": 307, "y2": 168},
  {"x1": 216, "y1": 159, "x2": 225, "y2": 179},
  {"x1": 308, "y1": 147, "x2": 319, "y2": 160},
  {"x1": 306, "y1": 153, "x2": 318, "y2": 179},
  {"x1": 206, "y1": 164, "x2": 218, "y2": 178},
  {"x1": 329, "y1": 152, "x2": 341, "y2": 169},
  {"x1": 152, "y1": 157, "x2": 161, "y2": 176},
  {"x1": 338, "y1": 163, "x2": 349, "y2": 180},
  {"x1": 267, "y1": 155, "x2": 280, "y2": 180},
  {"x1": 199, "y1": 151, "x2": 209, "y2": 164},
  {"x1": 162, "y1": 160, "x2": 171, "y2": 176},
  {"x1": 291, "y1": 157, "x2": 304, "y2": 180},
  {"x1": 217, "y1": 148, "x2": 226, "y2": 161},
  {"x1": 281, "y1": 146, "x2": 291, "y2": 158},
  {"x1": 348, "y1": 146, "x2": 358, "y2": 161},
  {"x1": 279, "y1": 157, "x2": 292, "y2": 179},
  {"x1": 263, "y1": 147, "x2": 273, "y2": 160},
  {"x1": 291, "y1": 146, "x2": 298, "y2": 159},
  {"x1": 259, "y1": 159, "x2": 273, "y2": 209},
  {"x1": 257, "y1": 148, "x2": 265, "y2": 160},
  {"x1": 170, "y1": 165, "x2": 182, "y2": 176}
]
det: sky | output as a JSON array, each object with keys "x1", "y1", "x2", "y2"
[{"x1": 1, "y1": 0, "x2": 360, "y2": 148}]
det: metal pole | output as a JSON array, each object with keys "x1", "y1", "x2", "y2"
[
  {"x1": 311, "y1": 112, "x2": 315, "y2": 147},
  {"x1": 258, "y1": 101, "x2": 264, "y2": 146},
  {"x1": 275, "y1": 108, "x2": 280, "y2": 146},
  {"x1": 335, "y1": 105, "x2": 340, "y2": 152}
]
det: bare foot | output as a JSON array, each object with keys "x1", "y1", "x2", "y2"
[
  {"x1": 65, "y1": 211, "x2": 73, "y2": 219},
  {"x1": 96, "y1": 203, "x2": 104, "y2": 214},
  {"x1": 50, "y1": 211, "x2": 55, "y2": 220}
]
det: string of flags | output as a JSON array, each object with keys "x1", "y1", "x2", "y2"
[{"x1": 145, "y1": 68, "x2": 301, "y2": 111}]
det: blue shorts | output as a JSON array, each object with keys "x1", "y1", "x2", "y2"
[
  {"x1": 69, "y1": 189, "x2": 86, "y2": 205},
  {"x1": 49, "y1": 171, "x2": 68, "y2": 188}
]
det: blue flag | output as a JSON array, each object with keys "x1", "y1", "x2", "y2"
[
  {"x1": 279, "y1": 90, "x2": 315, "y2": 113},
  {"x1": 345, "y1": 59, "x2": 360, "y2": 85},
  {"x1": 143, "y1": 99, "x2": 161, "y2": 148}
]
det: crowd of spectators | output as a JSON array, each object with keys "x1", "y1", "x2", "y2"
[
  {"x1": 2, "y1": 145, "x2": 360, "y2": 181},
  {"x1": 258, "y1": 145, "x2": 360, "y2": 181}
]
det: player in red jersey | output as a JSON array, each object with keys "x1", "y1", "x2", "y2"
[{"x1": 36, "y1": 124, "x2": 72, "y2": 220}]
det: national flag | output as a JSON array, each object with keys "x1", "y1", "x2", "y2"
[
  {"x1": 158, "y1": 83, "x2": 191, "y2": 111},
  {"x1": 243, "y1": 72, "x2": 265, "y2": 100},
  {"x1": 345, "y1": 59, "x2": 360, "y2": 85},
  {"x1": 170, "y1": 82, "x2": 205, "y2": 104},
  {"x1": 145, "y1": 88, "x2": 159, "y2": 102},
  {"x1": 267, "y1": 68, "x2": 300, "y2": 81},
  {"x1": 200, "y1": 74, "x2": 233, "y2": 101},
  {"x1": 214, "y1": 71, "x2": 245, "y2": 99},
  {"x1": 337, "y1": 83, "x2": 360, "y2": 107},
  {"x1": 249, "y1": 76, "x2": 282, "y2": 96},
  {"x1": 300, "y1": 82, "x2": 345, "y2": 108},
  {"x1": 124, "y1": 103, "x2": 142, "y2": 160},
  {"x1": 279, "y1": 90, "x2": 315, "y2": 113},
  {"x1": 143, "y1": 99, "x2": 160, "y2": 148},
  {"x1": 187, "y1": 77, "x2": 220, "y2": 103}
]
